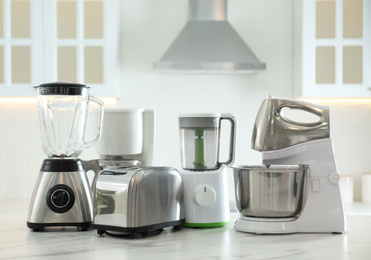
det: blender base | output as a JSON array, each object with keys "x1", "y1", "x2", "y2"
[
  {"x1": 181, "y1": 165, "x2": 230, "y2": 228},
  {"x1": 27, "y1": 222, "x2": 91, "y2": 231},
  {"x1": 27, "y1": 159, "x2": 94, "y2": 231}
]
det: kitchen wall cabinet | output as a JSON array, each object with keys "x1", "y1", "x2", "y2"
[
  {"x1": 0, "y1": 0, "x2": 119, "y2": 97},
  {"x1": 294, "y1": 0, "x2": 371, "y2": 98}
]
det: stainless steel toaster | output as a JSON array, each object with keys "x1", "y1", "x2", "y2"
[{"x1": 91, "y1": 166, "x2": 185, "y2": 238}]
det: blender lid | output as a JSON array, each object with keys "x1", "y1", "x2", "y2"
[
  {"x1": 34, "y1": 82, "x2": 89, "y2": 95},
  {"x1": 179, "y1": 113, "x2": 220, "y2": 128}
]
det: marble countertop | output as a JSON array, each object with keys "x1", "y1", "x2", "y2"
[{"x1": 1, "y1": 200, "x2": 371, "y2": 260}]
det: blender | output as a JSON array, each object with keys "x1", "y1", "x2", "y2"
[
  {"x1": 27, "y1": 82, "x2": 104, "y2": 231},
  {"x1": 179, "y1": 113, "x2": 236, "y2": 227}
]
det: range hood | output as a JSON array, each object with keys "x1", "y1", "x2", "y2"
[{"x1": 154, "y1": 0, "x2": 266, "y2": 73}]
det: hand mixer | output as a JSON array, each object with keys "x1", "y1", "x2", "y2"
[{"x1": 233, "y1": 98, "x2": 346, "y2": 234}]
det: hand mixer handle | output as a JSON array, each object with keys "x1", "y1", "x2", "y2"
[
  {"x1": 82, "y1": 96, "x2": 104, "y2": 149},
  {"x1": 218, "y1": 114, "x2": 237, "y2": 166},
  {"x1": 276, "y1": 100, "x2": 327, "y2": 128}
]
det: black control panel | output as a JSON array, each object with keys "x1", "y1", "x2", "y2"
[{"x1": 46, "y1": 184, "x2": 75, "y2": 213}]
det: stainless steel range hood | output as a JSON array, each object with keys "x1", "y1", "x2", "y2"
[{"x1": 154, "y1": 0, "x2": 266, "y2": 73}]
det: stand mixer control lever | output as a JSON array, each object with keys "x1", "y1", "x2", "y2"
[
  {"x1": 195, "y1": 186, "x2": 216, "y2": 207},
  {"x1": 328, "y1": 171, "x2": 341, "y2": 184},
  {"x1": 312, "y1": 179, "x2": 320, "y2": 192}
]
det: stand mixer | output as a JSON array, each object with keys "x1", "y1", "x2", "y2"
[
  {"x1": 233, "y1": 98, "x2": 346, "y2": 234},
  {"x1": 27, "y1": 82, "x2": 104, "y2": 231},
  {"x1": 179, "y1": 113, "x2": 236, "y2": 227}
]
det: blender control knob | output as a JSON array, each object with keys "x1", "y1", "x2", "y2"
[
  {"x1": 46, "y1": 184, "x2": 75, "y2": 213},
  {"x1": 195, "y1": 186, "x2": 216, "y2": 207},
  {"x1": 51, "y1": 189, "x2": 70, "y2": 208}
]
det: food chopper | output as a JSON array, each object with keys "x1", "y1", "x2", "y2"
[
  {"x1": 27, "y1": 82, "x2": 104, "y2": 231},
  {"x1": 179, "y1": 113, "x2": 236, "y2": 227},
  {"x1": 91, "y1": 108, "x2": 185, "y2": 238},
  {"x1": 233, "y1": 98, "x2": 346, "y2": 234}
]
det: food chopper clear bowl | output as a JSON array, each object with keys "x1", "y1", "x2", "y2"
[
  {"x1": 35, "y1": 82, "x2": 104, "y2": 158},
  {"x1": 179, "y1": 116, "x2": 220, "y2": 170},
  {"x1": 232, "y1": 165, "x2": 308, "y2": 218}
]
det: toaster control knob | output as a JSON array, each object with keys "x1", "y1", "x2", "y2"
[{"x1": 195, "y1": 186, "x2": 216, "y2": 207}]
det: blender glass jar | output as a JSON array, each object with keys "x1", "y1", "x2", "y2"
[{"x1": 35, "y1": 82, "x2": 104, "y2": 158}]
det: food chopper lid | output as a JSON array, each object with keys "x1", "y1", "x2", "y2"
[
  {"x1": 179, "y1": 113, "x2": 221, "y2": 128},
  {"x1": 34, "y1": 82, "x2": 89, "y2": 95}
]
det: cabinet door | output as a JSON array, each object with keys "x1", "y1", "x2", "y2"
[
  {"x1": 0, "y1": 0, "x2": 119, "y2": 97},
  {"x1": 0, "y1": 0, "x2": 43, "y2": 96},
  {"x1": 297, "y1": 0, "x2": 371, "y2": 97},
  {"x1": 44, "y1": 0, "x2": 119, "y2": 97}
]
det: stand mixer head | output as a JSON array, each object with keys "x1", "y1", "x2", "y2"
[{"x1": 252, "y1": 98, "x2": 330, "y2": 152}]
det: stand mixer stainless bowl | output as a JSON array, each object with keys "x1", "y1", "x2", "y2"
[
  {"x1": 233, "y1": 165, "x2": 308, "y2": 218},
  {"x1": 233, "y1": 98, "x2": 346, "y2": 234}
]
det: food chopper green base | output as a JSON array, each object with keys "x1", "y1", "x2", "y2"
[{"x1": 182, "y1": 221, "x2": 229, "y2": 228}]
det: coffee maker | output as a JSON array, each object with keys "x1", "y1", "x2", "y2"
[
  {"x1": 27, "y1": 82, "x2": 104, "y2": 231},
  {"x1": 179, "y1": 113, "x2": 236, "y2": 227},
  {"x1": 91, "y1": 108, "x2": 185, "y2": 237},
  {"x1": 95, "y1": 108, "x2": 155, "y2": 165}
]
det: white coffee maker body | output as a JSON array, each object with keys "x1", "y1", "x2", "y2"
[{"x1": 96, "y1": 108, "x2": 155, "y2": 166}]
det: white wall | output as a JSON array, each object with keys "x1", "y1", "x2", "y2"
[
  {"x1": 115, "y1": 0, "x2": 293, "y2": 202},
  {"x1": 1, "y1": 0, "x2": 368, "y2": 203},
  {"x1": 116, "y1": 0, "x2": 294, "y2": 163}
]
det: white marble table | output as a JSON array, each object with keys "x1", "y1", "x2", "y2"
[{"x1": 1, "y1": 200, "x2": 371, "y2": 260}]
